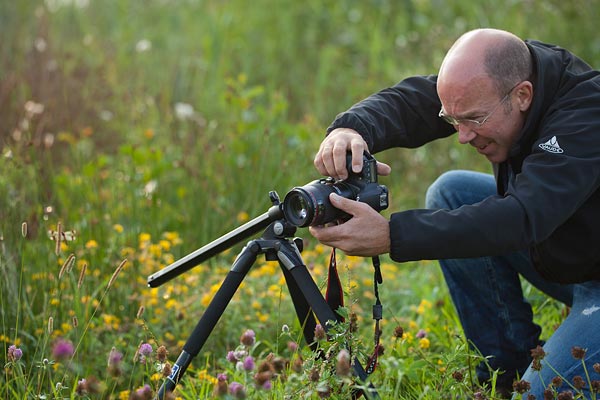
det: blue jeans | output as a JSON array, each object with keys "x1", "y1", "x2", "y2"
[{"x1": 425, "y1": 170, "x2": 600, "y2": 398}]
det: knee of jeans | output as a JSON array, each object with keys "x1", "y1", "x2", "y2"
[{"x1": 425, "y1": 171, "x2": 461, "y2": 209}]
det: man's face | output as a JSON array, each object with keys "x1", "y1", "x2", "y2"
[{"x1": 438, "y1": 78, "x2": 527, "y2": 163}]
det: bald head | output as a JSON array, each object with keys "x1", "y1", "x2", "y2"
[{"x1": 439, "y1": 29, "x2": 532, "y2": 96}]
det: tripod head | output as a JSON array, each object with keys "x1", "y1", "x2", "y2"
[{"x1": 147, "y1": 191, "x2": 291, "y2": 288}]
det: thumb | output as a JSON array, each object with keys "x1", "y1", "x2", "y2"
[{"x1": 329, "y1": 193, "x2": 359, "y2": 214}]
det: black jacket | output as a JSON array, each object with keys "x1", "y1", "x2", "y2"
[{"x1": 327, "y1": 40, "x2": 600, "y2": 283}]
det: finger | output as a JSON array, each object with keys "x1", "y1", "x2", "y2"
[
  {"x1": 320, "y1": 144, "x2": 336, "y2": 177},
  {"x1": 376, "y1": 161, "x2": 392, "y2": 176},
  {"x1": 332, "y1": 142, "x2": 350, "y2": 179},
  {"x1": 350, "y1": 142, "x2": 366, "y2": 174}
]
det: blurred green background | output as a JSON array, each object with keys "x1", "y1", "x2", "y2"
[
  {"x1": 2, "y1": 0, "x2": 599, "y2": 252},
  {"x1": 1, "y1": 0, "x2": 599, "y2": 396}
]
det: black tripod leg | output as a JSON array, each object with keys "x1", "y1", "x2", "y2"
[
  {"x1": 156, "y1": 242, "x2": 260, "y2": 399},
  {"x1": 283, "y1": 263, "x2": 380, "y2": 399}
]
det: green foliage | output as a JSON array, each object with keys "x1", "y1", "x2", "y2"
[{"x1": 1, "y1": 0, "x2": 600, "y2": 398}]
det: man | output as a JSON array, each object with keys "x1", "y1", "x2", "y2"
[{"x1": 310, "y1": 28, "x2": 600, "y2": 397}]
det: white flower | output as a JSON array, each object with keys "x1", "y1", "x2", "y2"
[
  {"x1": 174, "y1": 102, "x2": 195, "y2": 120},
  {"x1": 135, "y1": 39, "x2": 152, "y2": 53}
]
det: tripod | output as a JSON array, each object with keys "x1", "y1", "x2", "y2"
[{"x1": 147, "y1": 192, "x2": 379, "y2": 399}]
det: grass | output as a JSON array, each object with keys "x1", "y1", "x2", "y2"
[{"x1": 1, "y1": 0, "x2": 600, "y2": 398}]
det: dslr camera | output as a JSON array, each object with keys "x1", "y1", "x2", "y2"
[{"x1": 282, "y1": 152, "x2": 389, "y2": 227}]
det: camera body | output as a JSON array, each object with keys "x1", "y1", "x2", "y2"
[{"x1": 282, "y1": 153, "x2": 389, "y2": 227}]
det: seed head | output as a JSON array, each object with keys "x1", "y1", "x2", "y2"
[
  {"x1": 240, "y1": 329, "x2": 256, "y2": 346},
  {"x1": 571, "y1": 346, "x2": 586, "y2": 360}
]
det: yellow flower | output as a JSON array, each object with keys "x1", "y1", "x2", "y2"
[
  {"x1": 85, "y1": 240, "x2": 98, "y2": 249},
  {"x1": 113, "y1": 224, "x2": 124, "y2": 233},
  {"x1": 416, "y1": 299, "x2": 432, "y2": 314},
  {"x1": 419, "y1": 337, "x2": 430, "y2": 349},
  {"x1": 237, "y1": 211, "x2": 250, "y2": 223},
  {"x1": 139, "y1": 232, "x2": 152, "y2": 244},
  {"x1": 118, "y1": 390, "x2": 130, "y2": 400},
  {"x1": 198, "y1": 369, "x2": 218, "y2": 384}
]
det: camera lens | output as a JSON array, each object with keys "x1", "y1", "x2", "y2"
[
  {"x1": 283, "y1": 180, "x2": 352, "y2": 227},
  {"x1": 282, "y1": 189, "x2": 315, "y2": 227}
]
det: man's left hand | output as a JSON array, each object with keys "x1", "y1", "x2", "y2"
[{"x1": 308, "y1": 193, "x2": 390, "y2": 257}]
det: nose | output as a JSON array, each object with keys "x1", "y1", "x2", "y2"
[{"x1": 457, "y1": 124, "x2": 477, "y2": 145}]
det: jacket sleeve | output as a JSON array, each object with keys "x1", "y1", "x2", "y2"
[
  {"x1": 388, "y1": 195, "x2": 531, "y2": 262},
  {"x1": 327, "y1": 75, "x2": 456, "y2": 153}
]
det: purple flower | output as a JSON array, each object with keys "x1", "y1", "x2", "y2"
[
  {"x1": 139, "y1": 343, "x2": 153, "y2": 357},
  {"x1": 108, "y1": 347, "x2": 123, "y2": 366},
  {"x1": 227, "y1": 350, "x2": 238, "y2": 362},
  {"x1": 52, "y1": 339, "x2": 74, "y2": 360},
  {"x1": 133, "y1": 384, "x2": 152, "y2": 398},
  {"x1": 240, "y1": 329, "x2": 255, "y2": 346},
  {"x1": 229, "y1": 381, "x2": 246, "y2": 398},
  {"x1": 262, "y1": 380, "x2": 272, "y2": 390},
  {"x1": 8, "y1": 345, "x2": 23, "y2": 362},
  {"x1": 287, "y1": 341, "x2": 298, "y2": 352},
  {"x1": 416, "y1": 329, "x2": 427, "y2": 339},
  {"x1": 242, "y1": 356, "x2": 255, "y2": 371},
  {"x1": 217, "y1": 373, "x2": 228, "y2": 382}
]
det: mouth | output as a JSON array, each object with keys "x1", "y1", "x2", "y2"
[{"x1": 472, "y1": 140, "x2": 493, "y2": 153}]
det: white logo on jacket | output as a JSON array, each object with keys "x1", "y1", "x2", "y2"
[{"x1": 539, "y1": 136, "x2": 564, "y2": 154}]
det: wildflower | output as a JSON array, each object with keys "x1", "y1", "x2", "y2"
[
  {"x1": 240, "y1": 329, "x2": 256, "y2": 346},
  {"x1": 572, "y1": 375, "x2": 585, "y2": 390},
  {"x1": 452, "y1": 370, "x2": 464, "y2": 382},
  {"x1": 139, "y1": 343, "x2": 153, "y2": 357},
  {"x1": 418, "y1": 337, "x2": 430, "y2": 349},
  {"x1": 156, "y1": 345, "x2": 168, "y2": 363},
  {"x1": 229, "y1": 382, "x2": 246, "y2": 399},
  {"x1": 242, "y1": 356, "x2": 255, "y2": 371},
  {"x1": 292, "y1": 356, "x2": 303, "y2": 373},
  {"x1": 314, "y1": 324, "x2": 326, "y2": 341},
  {"x1": 226, "y1": 351, "x2": 238, "y2": 363},
  {"x1": 531, "y1": 345, "x2": 546, "y2": 360},
  {"x1": 549, "y1": 376, "x2": 562, "y2": 389},
  {"x1": 52, "y1": 339, "x2": 74, "y2": 361},
  {"x1": 156, "y1": 362, "x2": 169, "y2": 378},
  {"x1": 113, "y1": 224, "x2": 124, "y2": 233},
  {"x1": 287, "y1": 341, "x2": 298, "y2": 352},
  {"x1": 213, "y1": 373, "x2": 228, "y2": 397},
  {"x1": 130, "y1": 384, "x2": 153, "y2": 400},
  {"x1": 557, "y1": 391, "x2": 574, "y2": 400},
  {"x1": 85, "y1": 240, "x2": 98, "y2": 249},
  {"x1": 254, "y1": 371, "x2": 273, "y2": 388},
  {"x1": 544, "y1": 388, "x2": 554, "y2": 400},
  {"x1": 416, "y1": 329, "x2": 427, "y2": 339},
  {"x1": 76, "y1": 379, "x2": 87, "y2": 395},
  {"x1": 281, "y1": 324, "x2": 289, "y2": 333},
  {"x1": 513, "y1": 380, "x2": 531, "y2": 394},
  {"x1": 393, "y1": 326, "x2": 404, "y2": 338},
  {"x1": 571, "y1": 346, "x2": 586, "y2": 360},
  {"x1": 261, "y1": 380, "x2": 272, "y2": 390},
  {"x1": 271, "y1": 356, "x2": 286, "y2": 373},
  {"x1": 336, "y1": 349, "x2": 351, "y2": 377},
  {"x1": 107, "y1": 347, "x2": 123, "y2": 377},
  {"x1": 591, "y1": 380, "x2": 600, "y2": 391},
  {"x1": 594, "y1": 363, "x2": 600, "y2": 374},
  {"x1": 8, "y1": 345, "x2": 23, "y2": 362}
]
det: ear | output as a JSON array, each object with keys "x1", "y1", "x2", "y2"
[{"x1": 515, "y1": 81, "x2": 534, "y2": 111}]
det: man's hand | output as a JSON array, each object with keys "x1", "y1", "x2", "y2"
[
  {"x1": 314, "y1": 128, "x2": 391, "y2": 180},
  {"x1": 308, "y1": 193, "x2": 390, "y2": 257}
]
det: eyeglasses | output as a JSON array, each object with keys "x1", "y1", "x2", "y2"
[{"x1": 438, "y1": 82, "x2": 520, "y2": 128}]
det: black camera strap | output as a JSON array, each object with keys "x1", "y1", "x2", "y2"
[{"x1": 324, "y1": 248, "x2": 383, "y2": 376}]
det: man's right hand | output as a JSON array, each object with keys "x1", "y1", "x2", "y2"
[{"x1": 313, "y1": 128, "x2": 391, "y2": 180}]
